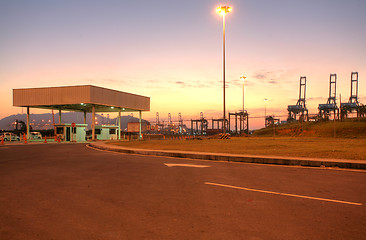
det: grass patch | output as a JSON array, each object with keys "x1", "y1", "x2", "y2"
[
  {"x1": 253, "y1": 118, "x2": 366, "y2": 138},
  {"x1": 108, "y1": 137, "x2": 366, "y2": 160}
]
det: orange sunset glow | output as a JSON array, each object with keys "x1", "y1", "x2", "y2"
[{"x1": 1, "y1": 0, "x2": 365, "y2": 129}]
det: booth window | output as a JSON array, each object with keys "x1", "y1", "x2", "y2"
[
  {"x1": 109, "y1": 129, "x2": 116, "y2": 134},
  {"x1": 95, "y1": 129, "x2": 101, "y2": 134},
  {"x1": 56, "y1": 127, "x2": 63, "y2": 134}
]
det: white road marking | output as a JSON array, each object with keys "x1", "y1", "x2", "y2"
[
  {"x1": 205, "y1": 182, "x2": 363, "y2": 206},
  {"x1": 165, "y1": 163, "x2": 210, "y2": 168}
]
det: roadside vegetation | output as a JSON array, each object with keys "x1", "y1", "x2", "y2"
[
  {"x1": 109, "y1": 137, "x2": 366, "y2": 161},
  {"x1": 109, "y1": 118, "x2": 366, "y2": 160},
  {"x1": 253, "y1": 117, "x2": 366, "y2": 138}
]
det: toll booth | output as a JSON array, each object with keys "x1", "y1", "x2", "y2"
[
  {"x1": 55, "y1": 123, "x2": 87, "y2": 142},
  {"x1": 95, "y1": 125, "x2": 118, "y2": 140}
]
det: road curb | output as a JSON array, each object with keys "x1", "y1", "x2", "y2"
[{"x1": 89, "y1": 142, "x2": 366, "y2": 170}]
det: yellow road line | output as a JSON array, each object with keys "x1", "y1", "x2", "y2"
[{"x1": 205, "y1": 182, "x2": 363, "y2": 206}]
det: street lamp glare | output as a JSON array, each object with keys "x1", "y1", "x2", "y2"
[{"x1": 216, "y1": 6, "x2": 232, "y2": 14}]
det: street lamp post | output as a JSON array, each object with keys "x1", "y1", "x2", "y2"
[
  {"x1": 264, "y1": 98, "x2": 268, "y2": 127},
  {"x1": 217, "y1": 6, "x2": 232, "y2": 134},
  {"x1": 240, "y1": 76, "x2": 246, "y2": 134},
  {"x1": 240, "y1": 76, "x2": 246, "y2": 114}
]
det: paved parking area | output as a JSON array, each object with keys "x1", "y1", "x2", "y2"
[{"x1": 1, "y1": 144, "x2": 365, "y2": 239}]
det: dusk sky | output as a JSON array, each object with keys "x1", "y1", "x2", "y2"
[{"x1": 1, "y1": 0, "x2": 365, "y2": 129}]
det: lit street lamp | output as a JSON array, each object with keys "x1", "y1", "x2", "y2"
[{"x1": 216, "y1": 5, "x2": 232, "y2": 134}]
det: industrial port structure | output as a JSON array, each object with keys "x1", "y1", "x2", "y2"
[
  {"x1": 318, "y1": 74, "x2": 339, "y2": 120},
  {"x1": 279, "y1": 72, "x2": 365, "y2": 125},
  {"x1": 287, "y1": 76, "x2": 308, "y2": 122},
  {"x1": 144, "y1": 110, "x2": 249, "y2": 137},
  {"x1": 146, "y1": 72, "x2": 363, "y2": 136},
  {"x1": 340, "y1": 72, "x2": 363, "y2": 119}
]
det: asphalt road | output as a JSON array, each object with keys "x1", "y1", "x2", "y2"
[{"x1": 0, "y1": 143, "x2": 365, "y2": 240}]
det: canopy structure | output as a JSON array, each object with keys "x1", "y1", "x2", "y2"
[{"x1": 13, "y1": 85, "x2": 150, "y2": 140}]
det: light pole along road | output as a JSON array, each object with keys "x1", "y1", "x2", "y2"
[
  {"x1": 264, "y1": 98, "x2": 268, "y2": 126},
  {"x1": 241, "y1": 76, "x2": 246, "y2": 134},
  {"x1": 216, "y1": 5, "x2": 232, "y2": 134},
  {"x1": 240, "y1": 76, "x2": 246, "y2": 114}
]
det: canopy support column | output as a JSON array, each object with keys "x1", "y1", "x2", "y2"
[
  {"x1": 26, "y1": 107, "x2": 30, "y2": 140},
  {"x1": 92, "y1": 105, "x2": 95, "y2": 141},
  {"x1": 118, "y1": 109, "x2": 121, "y2": 140},
  {"x1": 59, "y1": 109, "x2": 62, "y2": 124},
  {"x1": 139, "y1": 110, "x2": 142, "y2": 140}
]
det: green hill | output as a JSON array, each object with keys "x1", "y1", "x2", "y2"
[{"x1": 253, "y1": 117, "x2": 366, "y2": 138}]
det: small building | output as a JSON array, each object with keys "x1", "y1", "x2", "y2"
[
  {"x1": 95, "y1": 125, "x2": 118, "y2": 140},
  {"x1": 55, "y1": 123, "x2": 87, "y2": 142}
]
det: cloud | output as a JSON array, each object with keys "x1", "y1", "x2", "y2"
[
  {"x1": 196, "y1": 83, "x2": 210, "y2": 88},
  {"x1": 146, "y1": 79, "x2": 160, "y2": 83},
  {"x1": 251, "y1": 69, "x2": 296, "y2": 86},
  {"x1": 175, "y1": 81, "x2": 192, "y2": 88},
  {"x1": 307, "y1": 97, "x2": 325, "y2": 101},
  {"x1": 225, "y1": 78, "x2": 255, "y2": 88},
  {"x1": 226, "y1": 79, "x2": 240, "y2": 87},
  {"x1": 358, "y1": 95, "x2": 366, "y2": 102},
  {"x1": 105, "y1": 79, "x2": 126, "y2": 84},
  {"x1": 253, "y1": 73, "x2": 267, "y2": 80},
  {"x1": 252, "y1": 71, "x2": 277, "y2": 83},
  {"x1": 84, "y1": 78, "x2": 126, "y2": 85},
  {"x1": 174, "y1": 80, "x2": 214, "y2": 89}
]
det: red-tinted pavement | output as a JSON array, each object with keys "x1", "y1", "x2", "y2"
[{"x1": 0, "y1": 144, "x2": 365, "y2": 239}]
